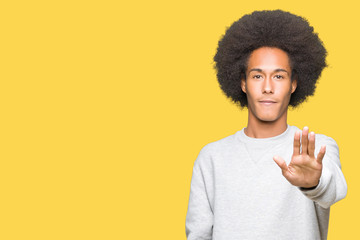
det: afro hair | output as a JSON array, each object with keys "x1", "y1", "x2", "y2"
[{"x1": 213, "y1": 9, "x2": 327, "y2": 108}]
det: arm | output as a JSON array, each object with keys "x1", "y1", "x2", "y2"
[
  {"x1": 298, "y1": 134, "x2": 347, "y2": 208},
  {"x1": 273, "y1": 127, "x2": 347, "y2": 209},
  {"x1": 185, "y1": 147, "x2": 214, "y2": 240}
]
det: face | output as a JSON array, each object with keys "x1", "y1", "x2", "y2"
[{"x1": 241, "y1": 47, "x2": 297, "y2": 123}]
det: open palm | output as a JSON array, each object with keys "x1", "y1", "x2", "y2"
[{"x1": 273, "y1": 127, "x2": 326, "y2": 188}]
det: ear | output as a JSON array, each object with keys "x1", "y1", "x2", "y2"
[
  {"x1": 241, "y1": 78, "x2": 246, "y2": 93},
  {"x1": 291, "y1": 79, "x2": 297, "y2": 93}
]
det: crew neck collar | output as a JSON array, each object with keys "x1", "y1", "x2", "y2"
[{"x1": 236, "y1": 124, "x2": 293, "y2": 144}]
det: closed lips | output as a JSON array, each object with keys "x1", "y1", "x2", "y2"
[{"x1": 259, "y1": 100, "x2": 276, "y2": 103}]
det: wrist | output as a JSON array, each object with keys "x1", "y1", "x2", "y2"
[{"x1": 299, "y1": 179, "x2": 320, "y2": 190}]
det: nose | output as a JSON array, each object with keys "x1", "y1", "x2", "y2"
[{"x1": 262, "y1": 76, "x2": 273, "y2": 93}]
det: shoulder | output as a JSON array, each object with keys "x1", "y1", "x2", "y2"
[
  {"x1": 200, "y1": 131, "x2": 239, "y2": 154},
  {"x1": 312, "y1": 131, "x2": 339, "y2": 151},
  {"x1": 315, "y1": 133, "x2": 337, "y2": 144},
  {"x1": 195, "y1": 131, "x2": 240, "y2": 165},
  {"x1": 299, "y1": 128, "x2": 341, "y2": 163},
  {"x1": 290, "y1": 125, "x2": 338, "y2": 146}
]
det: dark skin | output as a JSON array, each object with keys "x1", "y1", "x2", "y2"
[
  {"x1": 241, "y1": 47, "x2": 326, "y2": 188},
  {"x1": 273, "y1": 127, "x2": 326, "y2": 188}
]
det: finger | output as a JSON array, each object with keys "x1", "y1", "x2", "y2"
[
  {"x1": 308, "y1": 131, "x2": 315, "y2": 158},
  {"x1": 293, "y1": 130, "x2": 301, "y2": 156},
  {"x1": 316, "y1": 145, "x2": 326, "y2": 164},
  {"x1": 273, "y1": 155, "x2": 288, "y2": 173},
  {"x1": 273, "y1": 156, "x2": 293, "y2": 181},
  {"x1": 301, "y1": 126, "x2": 309, "y2": 155}
]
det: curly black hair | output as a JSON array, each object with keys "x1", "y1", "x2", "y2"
[{"x1": 213, "y1": 9, "x2": 327, "y2": 108}]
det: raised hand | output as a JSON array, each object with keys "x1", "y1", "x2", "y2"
[{"x1": 273, "y1": 126, "x2": 326, "y2": 188}]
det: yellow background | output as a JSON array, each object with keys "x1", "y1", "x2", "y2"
[{"x1": 0, "y1": 0, "x2": 358, "y2": 239}]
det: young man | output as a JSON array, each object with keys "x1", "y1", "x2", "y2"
[{"x1": 185, "y1": 10, "x2": 347, "y2": 240}]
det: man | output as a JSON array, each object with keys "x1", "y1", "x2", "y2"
[{"x1": 185, "y1": 10, "x2": 347, "y2": 240}]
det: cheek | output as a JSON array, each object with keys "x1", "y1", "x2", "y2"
[
  {"x1": 245, "y1": 82, "x2": 260, "y2": 96},
  {"x1": 276, "y1": 83, "x2": 292, "y2": 96}
]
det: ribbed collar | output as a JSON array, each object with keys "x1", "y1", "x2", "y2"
[{"x1": 236, "y1": 124, "x2": 295, "y2": 146}]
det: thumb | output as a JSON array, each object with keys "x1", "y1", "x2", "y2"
[{"x1": 273, "y1": 155, "x2": 288, "y2": 173}]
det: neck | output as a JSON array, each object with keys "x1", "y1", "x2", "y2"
[{"x1": 244, "y1": 111, "x2": 288, "y2": 138}]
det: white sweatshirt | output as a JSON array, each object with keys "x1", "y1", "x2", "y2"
[{"x1": 185, "y1": 125, "x2": 347, "y2": 240}]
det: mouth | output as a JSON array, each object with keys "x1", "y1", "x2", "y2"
[{"x1": 259, "y1": 100, "x2": 277, "y2": 105}]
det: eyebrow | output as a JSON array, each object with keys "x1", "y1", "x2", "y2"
[{"x1": 248, "y1": 68, "x2": 289, "y2": 74}]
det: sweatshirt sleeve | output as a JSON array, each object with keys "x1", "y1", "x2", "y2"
[
  {"x1": 185, "y1": 146, "x2": 214, "y2": 240},
  {"x1": 298, "y1": 135, "x2": 347, "y2": 209}
]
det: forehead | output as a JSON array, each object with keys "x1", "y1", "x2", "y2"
[{"x1": 247, "y1": 47, "x2": 291, "y2": 72}]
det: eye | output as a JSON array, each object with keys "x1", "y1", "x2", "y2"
[
  {"x1": 274, "y1": 75, "x2": 284, "y2": 79},
  {"x1": 253, "y1": 75, "x2": 262, "y2": 79}
]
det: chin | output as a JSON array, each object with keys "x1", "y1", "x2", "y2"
[
  {"x1": 256, "y1": 113, "x2": 280, "y2": 122},
  {"x1": 249, "y1": 106, "x2": 285, "y2": 123},
  {"x1": 258, "y1": 117, "x2": 278, "y2": 123}
]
